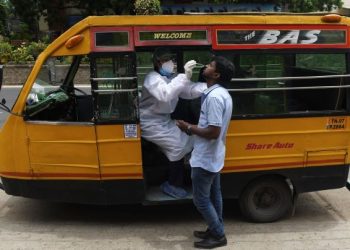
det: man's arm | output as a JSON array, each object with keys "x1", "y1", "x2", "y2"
[
  {"x1": 176, "y1": 95, "x2": 224, "y2": 139},
  {"x1": 176, "y1": 120, "x2": 221, "y2": 140},
  {"x1": 145, "y1": 72, "x2": 188, "y2": 102},
  {"x1": 178, "y1": 82, "x2": 207, "y2": 99}
]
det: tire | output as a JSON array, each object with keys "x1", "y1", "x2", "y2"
[{"x1": 239, "y1": 177, "x2": 292, "y2": 223}]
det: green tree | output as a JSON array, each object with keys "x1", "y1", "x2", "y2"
[
  {"x1": 285, "y1": 0, "x2": 342, "y2": 12},
  {"x1": 8, "y1": 0, "x2": 40, "y2": 40},
  {"x1": 9, "y1": 0, "x2": 134, "y2": 36},
  {"x1": 0, "y1": 0, "x2": 9, "y2": 37},
  {"x1": 72, "y1": 0, "x2": 134, "y2": 15},
  {"x1": 135, "y1": 0, "x2": 161, "y2": 15}
]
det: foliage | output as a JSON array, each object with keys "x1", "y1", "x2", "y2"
[
  {"x1": 135, "y1": 0, "x2": 161, "y2": 15},
  {"x1": 0, "y1": 0, "x2": 9, "y2": 36},
  {"x1": 9, "y1": 0, "x2": 135, "y2": 35},
  {"x1": 72, "y1": 0, "x2": 134, "y2": 15},
  {"x1": 8, "y1": 0, "x2": 40, "y2": 40},
  {"x1": 285, "y1": 0, "x2": 342, "y2": 12},
  {"x1": 27, "y1": 41, "x2": 47, "y2": 59},
  {"x1": 11, "y1": 44, "x2": 34, "y2": 64},
  {"x1": 0, "y1": 42, "x2": 12, "y2": 63},
  {"x1": 0, "y1": 40, "x2": 48, "y2": 64},
  {"x1": 8, "y1": 23, "x2": 32, "y2": 41}
]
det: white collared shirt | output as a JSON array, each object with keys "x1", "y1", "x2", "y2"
[{"x1": 190, "y1": 84, "x2": 233, "y2": 172}]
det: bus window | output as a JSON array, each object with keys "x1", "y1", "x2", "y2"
[
  {"x1": 229, "y1": 54, "x2": 287, "y2": 115},
  {"x1": 296, "y1": 54, "x2": 345, "y2": 73},
  {"x1": 226, "y1": 53, "x2": 347, "y2": 117},
  {"x1": 183, "y1": 49, "x2": 213, "y2": 80},
  {"x1": 25, "y1": 55, "x2": 91, "y2": 121},
  {"x1": 136, "y1": 51, "x2": 153, "y2": 90},
  {"x1": 92, "y1": 53, "x2": 138, "y2": 123},
  {"x1": 177, "y1": 49, "x2": 213, "y2": 124},
  {"x1": 289, "y1": 53, "x2": 347, "y2": 112}
]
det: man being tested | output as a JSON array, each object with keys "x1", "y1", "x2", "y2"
[
  {"x1": 177, "y1": 56, "x2": 234, "y2": 249},
  {"x1": 139, "y1": 48, "x2": 206, "y2": 198}
]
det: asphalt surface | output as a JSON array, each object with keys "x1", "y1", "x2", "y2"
[
  {"x1": 0, "y1": 188, "x2": 350, "y2": 249},
  {"x1": 0, "y1": 86, "x2": 22, "y2": 125}
]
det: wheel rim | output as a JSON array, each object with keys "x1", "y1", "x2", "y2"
[{"x1": 253, "y1": 186, "x2": 281, "y2": 210}]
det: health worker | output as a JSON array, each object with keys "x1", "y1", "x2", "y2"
[{"x1": 139, "y1": 48, "x2": 206, "y2": 198}]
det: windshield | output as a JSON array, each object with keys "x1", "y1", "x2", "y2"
[{"x1": 27, "y1": 57, "x2": 71, "y2": 105}]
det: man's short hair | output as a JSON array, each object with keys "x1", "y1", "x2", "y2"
[{"x1": 212, "y1": 56, "x2": 235, "y2": 87}]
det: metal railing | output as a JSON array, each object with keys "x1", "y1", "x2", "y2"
[
  {"x1": 91, "y1": 77, "x2": 137, "y2": 81},
  {"x1": 93, "y1": 88, "x2": 138, "y2": 94},
  {"x1": 228, "y1": 74, "x2": 350, "y2": 92}
]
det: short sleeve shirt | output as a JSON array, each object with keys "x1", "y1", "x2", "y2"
[{"x1": 189, "y1": 84, "x2": 233, "y2": 173}]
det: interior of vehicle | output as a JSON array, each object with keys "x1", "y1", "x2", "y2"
[{"x1": 25, "y1": 56, "x2": 93, "y2": 122}]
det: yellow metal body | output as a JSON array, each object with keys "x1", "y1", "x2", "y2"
[
  {"x1": 224, "y1": 117, "x2": 349, "y2": 173},
  {"x1": 0, "y1": 14, "x2": 349, "y2": 182}
]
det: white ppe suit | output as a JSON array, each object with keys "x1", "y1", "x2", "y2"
[{"x1": 140, "y1": 71, "x2": 206, "y2": 161}]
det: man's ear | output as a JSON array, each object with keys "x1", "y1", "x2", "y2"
[{"x1": 213, "y1": 72, "x2": 220, "y2": 80}]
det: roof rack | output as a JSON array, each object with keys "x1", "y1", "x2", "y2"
[{"x1": 184, "y1": 11, "x2": 337, "y2": 16}]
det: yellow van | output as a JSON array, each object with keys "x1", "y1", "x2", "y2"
[{"x1": 0, "y1": 13, "x2": 349, "y2": 222}]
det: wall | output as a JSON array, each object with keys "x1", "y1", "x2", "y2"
[{"x1": 2, "y1": 64, "x2": 90, "y2": 85}]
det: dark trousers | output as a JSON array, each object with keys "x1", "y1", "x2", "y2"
[
  {"x1": 191, "y1": 167, "x2": 224, "y2": 238},
  {"x1": 168, "y1": 159, "x2": 184, "y2": 187}
]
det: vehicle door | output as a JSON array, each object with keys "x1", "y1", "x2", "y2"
[
  {"x1": 90, "y1": 28, "x2": 143, "y2": 202},
  {"x1": 24, "y1": 56, "x2": 100, "y2": 180}
]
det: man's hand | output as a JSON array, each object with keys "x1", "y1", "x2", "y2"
[
  {"x1": 176, "y1": 120, "x2": 189, "y2": 132},
  {"x1": 176, "y1": 120, "x2": 193, "y2": 135},
  {"x1": 184, "y1": 60, "x2": 197, "y2": 80},
  {"x1": 177, "y1": 120, "x2": 220, "y2": 139}
]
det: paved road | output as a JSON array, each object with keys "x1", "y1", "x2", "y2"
[
  {"x1": 0, "y1": 86, "x2": 350, "y2": 249},
  {"x1": 0, "y1": 86, "x2": 21, "y2": 125},
  {"x1": 0, "y1": 188, "x2": 350, "y2": 249}
]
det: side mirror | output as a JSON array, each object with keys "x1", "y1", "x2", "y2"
[{"x1": 0, "y1": 97, "x2": 10, "y2": 113}]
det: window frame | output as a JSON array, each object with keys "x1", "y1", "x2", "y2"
[
  {"x1": 215, "y1": 49, "x2": 350, "y2": 120},
  {"x1": 90, "y1": 52, "x2": 138, "y2": 125}
]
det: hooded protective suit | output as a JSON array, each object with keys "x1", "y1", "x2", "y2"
[{"x1": 140, "y1": 71, "x2": 206, "y2": 161}]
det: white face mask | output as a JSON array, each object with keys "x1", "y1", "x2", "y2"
[{"x1": 161, "y1": 60, "x2": 175, "y2": 74}]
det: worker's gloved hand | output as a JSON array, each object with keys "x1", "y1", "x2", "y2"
[{"x1": 184, "y1": 60, "x2": 197, "y2": 80}]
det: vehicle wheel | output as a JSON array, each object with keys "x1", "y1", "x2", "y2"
[{"x1": 239, "y1": 177, "x2": 292, "y2": 223}]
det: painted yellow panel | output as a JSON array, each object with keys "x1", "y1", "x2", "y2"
[
  {"x1": 223, "y1": 117, "x2": 350, "y2": 173},
  {"x1": 26, "y1": 122, "x2": 100, "y2": 180},
  {"x1": 306, "y1": 150, "x2": 347, "y2": 167},
  {"x1": 0, "y1": 116, "x2": 31, "y2": 179},
  {"x1": 52, "y1": 28, "x2": 91, "y2": 57},
  {"x1": 83, "y1": 15, "x2": 347, "y2": 27},
  {"x1": 95, "y1": 124, "x2": 142, "y2": 180}
]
